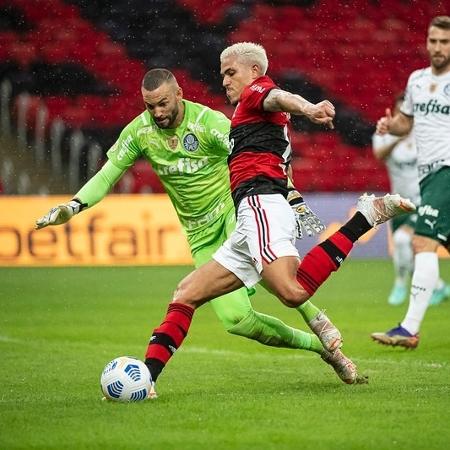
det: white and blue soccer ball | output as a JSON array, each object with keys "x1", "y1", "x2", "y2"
[{"x1": 100, "y1": 356, "x2": 153, "y2": 402}]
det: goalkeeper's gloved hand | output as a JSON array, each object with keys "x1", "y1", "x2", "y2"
[
  {"x1": 35, "y1": 199, "x2": 85, "y2": 230},
  {"x1": 287, "y1": 190, "x2": 325, "y2": 239}
]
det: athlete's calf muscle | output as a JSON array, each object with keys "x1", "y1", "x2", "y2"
[
  {"x1": 261, "y1": 256, "x2": 310, "y2": 307},
  {"x1": 172, "y1": 260, "x2": 244, "y2": 308}
]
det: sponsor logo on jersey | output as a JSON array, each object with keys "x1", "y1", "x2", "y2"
[
  {"x1": 137, "y1": 125, "x2": 155, "y2": 137},
  {"x1": 418, "y1": 204, "x2": 439, "y2": 218},
  {"x1": 183, "y1": 133, "x2": 199, "y2": 152},
  {"x1": 155, "y1": 157, "x2": 209, "y2": 176},
  {"x1": 413, "y1": 99, "x2": 450, "y2": 116},
  {"x1": 184, "y1": 201, "x2": 226, "y2": 230},
  {"x1": 424, "y1": 218, "x2": 436, "y2": 230},
  {"x1": 187, "y1": 122, "x2": 205, "y2": 133},
  {"x1": 116, "y1": 135, "x2": 133, "y2": 161},
  {"x1": 211, "y1": 128, "x2": 229, "y2": 148},
  {"x1": 250, "y1": 84, "x2": 265, "y2": 93}
]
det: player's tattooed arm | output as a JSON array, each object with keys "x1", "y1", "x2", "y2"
[
  {"x1": 263, "y1": 89, "x2": 334, "y2": 129},
  {"x1": 263, "y1": 89, "x2": 313, "y2": 114}
]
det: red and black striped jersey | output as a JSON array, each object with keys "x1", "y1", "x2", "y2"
[{"x1": 229, "y1": 75, "x2": 292, "y2": 207}]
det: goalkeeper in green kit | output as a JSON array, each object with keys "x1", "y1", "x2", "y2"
[{"x1": 36, "y1": 68, "x2": 356, "y2": 383}]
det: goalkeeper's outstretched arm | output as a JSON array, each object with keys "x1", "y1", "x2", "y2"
[{"x1": 35, "y1": 160, "x2": 125, "y2": 229}]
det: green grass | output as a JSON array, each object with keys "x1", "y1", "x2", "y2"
[{"x1": 1, "y1": 261, "x2": 449, "y2": 450}]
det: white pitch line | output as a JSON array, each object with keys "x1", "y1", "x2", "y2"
[
  {"x1": 0, "y1": 335, "x2": 23, "y2": 343},
  {"x1": 0, "y1": 336, "x2": 446, "y2": 370},
  {"x1": 181, "y1": 346, "x2": 448, "y2": 369}
]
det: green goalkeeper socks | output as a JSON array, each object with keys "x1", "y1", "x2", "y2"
[
  {"x1": 227, "y1": 310, "x2": 323, "y2": 353},
  {"x1": 297, "y1": 300, "x2": 321, "y2": 323}
]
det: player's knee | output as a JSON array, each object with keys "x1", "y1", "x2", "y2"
[
  {"x1": 412, "y1": 235, "x2": 439, "y2": 254},
  {"x1": 277, "y1": 284, "x2": 309, "y2": 308},
  {"x1": 172, "y1": 278, "x2": 202, "y2": 308}
]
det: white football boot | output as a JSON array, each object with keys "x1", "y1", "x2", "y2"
[
  {"x1": 321, "y1": 349, "x2": 368, "y2": 384},
  {"x1": 357, "y1": 193, "x2": 415, "y2": 227},
  {"x1": 307, "y1": 310, "x2": 342, "y2": 352}
]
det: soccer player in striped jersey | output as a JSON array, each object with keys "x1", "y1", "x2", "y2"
[
  {"x1": 372, "y1": 16, "x2": 450, "y2": 349},
  {"x1": 36, "y1": 68, "x2": 357, "y2": 389},
  {"x1": 142, "y1": 43, "x2": 415, "y2": 395}
]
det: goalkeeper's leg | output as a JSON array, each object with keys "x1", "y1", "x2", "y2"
[
  {"x1": 195, "y1": 237, "x2": 337, "y2": 353},
  {"x1": 194, "y1": 238, "x2": 323, "y2": 352},
  {"x1": 210, "y1": 289, "x2": 322, "y2": 353}
]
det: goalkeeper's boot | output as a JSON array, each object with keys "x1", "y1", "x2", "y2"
[
  {"x1": 308, "y1": 310, "x2": 342, "y2": 352},
  {"x1": 321, "y1": 349, "x2": 368, "y2": 385},
  {"x1": 371, "y1": 324, "x2": 419, "y2": 349},
  {"x1": 357, "y1": 193, "x2": 415, "y2": 227},
  {"x1": 388, "y1": 282, "x2": 408, "y2": 306},
  {"x1": 429, "y1": 283, "x2": 450, "y2": 306}
]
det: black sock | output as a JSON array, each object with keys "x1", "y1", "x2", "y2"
[{"x1": 339, "y1": 212, "x2": 372, "y2": 242}]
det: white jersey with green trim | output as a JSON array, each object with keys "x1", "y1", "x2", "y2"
[
  {"x1": 401, "y1": 67, "x2": 450, "y2": 180},
  {"x1": 372, "y1": 132, "x2": 420, "y2": 205}
]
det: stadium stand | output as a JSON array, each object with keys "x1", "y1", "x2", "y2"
[{"x1": 0, "y1": 0, "x2": 447, "y2": 193}]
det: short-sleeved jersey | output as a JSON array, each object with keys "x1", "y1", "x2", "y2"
[
  {"x1": 229, "y1": 75, "x2": 291, "y2": 207},
  {"x1": 107, "y1": 100, "x2": 233, "y2": 244},
  {"x1": 401, "y1": 67, "x2": 450, "y2": 180},
  {"x1": 372, "y1": 132, "x2": 420, "y2": 205}
]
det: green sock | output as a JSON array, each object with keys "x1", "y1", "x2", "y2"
[
  {"x1": 297, "y1": 300, "x2": 321, "y2": 323},
  {"x1": 292, "y1": 331, "x2": 323, "y2": 354},
  {"x1": 228, "y1": 310, "x2": 323, "y2": 353}
]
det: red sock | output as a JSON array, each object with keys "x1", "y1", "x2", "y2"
[
  {"x1": 144, "y1": 303, "x2": 194, "y2": 381},
  {"x1": 297, "y1": 230, "x2": 354, "y2": 295}
]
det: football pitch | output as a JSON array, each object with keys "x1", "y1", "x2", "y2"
[{"x1": 1, "y1": 260, "x2": 449, "y2": 450}]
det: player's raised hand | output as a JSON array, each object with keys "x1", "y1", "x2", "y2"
[
  {"x1": 376, "y1": 108, "x2": 393, "y2": 135},
  {"x1": 35, "y1": 200, "x2": 84, "y2": 229},
  {"x1": 305, "y1": 100, "x2": 335, "y2": 129}
]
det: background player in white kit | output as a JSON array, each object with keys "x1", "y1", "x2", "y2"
[
  {"x1": 372, "y1": 93, "x2": 449, "y2": 306},
  {"x1": 372, "y1": 16, "x2": 450, "y2": 348}
]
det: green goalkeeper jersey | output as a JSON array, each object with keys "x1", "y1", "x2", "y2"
[{"x1": 107, "y1": 100, "x2": 234, "y2": 249}]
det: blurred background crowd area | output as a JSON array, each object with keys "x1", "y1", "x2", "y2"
[{"x1": 0, "y1": 0, "x2": 447, "y2": 196}]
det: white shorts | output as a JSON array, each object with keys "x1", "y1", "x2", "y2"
[{"x1": 213, "y1": 193, "x2": 299, "y2": 287}]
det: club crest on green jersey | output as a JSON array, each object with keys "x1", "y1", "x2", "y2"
[{"x1": 183, "y1": 133, "x2": 199, "y2": 152}]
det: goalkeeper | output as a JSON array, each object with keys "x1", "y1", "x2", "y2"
[{"x1": 36, "y1": 69, "x2": 352, "y2": 381}]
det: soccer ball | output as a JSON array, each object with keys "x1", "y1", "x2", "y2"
[{"x1": 100, "y1": 356, "x2": 154, "y2": 402}]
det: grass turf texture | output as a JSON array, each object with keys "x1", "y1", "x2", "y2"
[{"x1": 1, "y1": 260, "x2": 449, "y2": 450}]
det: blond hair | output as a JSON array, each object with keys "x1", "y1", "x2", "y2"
[{"x1": 220, "y1": 42, "x2": 268, "y2": 74}]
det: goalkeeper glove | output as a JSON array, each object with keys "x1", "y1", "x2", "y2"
[
  {"x1": 287, "y1": 190, "x2": 325, "y2": 239},
  {"x1": 35, "y1": 199, "x2": 86, "y2": 230}
]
